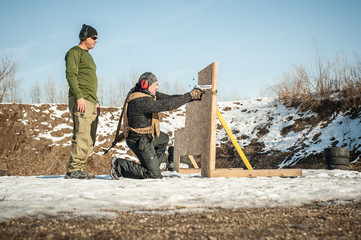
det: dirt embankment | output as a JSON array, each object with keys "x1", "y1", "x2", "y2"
[
  {"x1": 0, "y1": 104, "x2": 116, "y2": 176},
  {"x1": 1, "y1": 103, "x2": 360, "y2": 176}
]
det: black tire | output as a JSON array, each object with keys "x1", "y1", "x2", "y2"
[
  {"x1": 325, "y1": 156, "x2": 350, "y2": 165},
  {"x1": 326, "y1": 164, "x2": 349, "y2": 170},
  {"x1": 324, "y1": 147, "x2": 350, "y2": 158}
]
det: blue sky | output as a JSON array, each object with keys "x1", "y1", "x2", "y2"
[{"x1": 1, "y1": 0, "x2": 360, "y2": 102}]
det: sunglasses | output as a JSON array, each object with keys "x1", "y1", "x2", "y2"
[{"x1": 91, "y1": 36, "x2": 97, "y2": 40}]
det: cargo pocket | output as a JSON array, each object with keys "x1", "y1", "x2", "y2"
[
  {"x1": 77, "y1": 115, "x2": 87, "y2": 133},
  {"x1": 74, "y1": 100, "x2": 95, "y2": 133},
  {"x1": 138, "y1": 136, "x2": 150, "y2": 151}
]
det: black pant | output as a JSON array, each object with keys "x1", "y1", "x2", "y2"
[{"x1": 115, "y1": 131, "x2": 169, "y2": 179}]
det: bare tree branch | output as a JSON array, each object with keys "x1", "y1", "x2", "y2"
[
  {"x1": 45, "y1": 76, "x2": 56, "y2": 103},
  {"x1": 30, "y1": 81, "x2": 42, "y2": 104},
  {"x1": 0, "y1": 55, "x2": 19, "y2": 103}
]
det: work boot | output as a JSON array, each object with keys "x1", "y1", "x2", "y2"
[
  {"x1": 65, "y1": 170, "x2": 95, "y2": 179},
  {"x1": 110, "y1": 157, "x2": 121, "y2": 180},
  {"x1": 84, "y1": 171, "x2": 96, "y2": 179},
  {"x1": 167, "y1": 146, "x2": 174, "y2": 171}
]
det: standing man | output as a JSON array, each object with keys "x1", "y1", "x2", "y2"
[
  {"x1": 109, "y1": 72, "x2": 205, "y2": 179},
  {"x1": 64, "y1": 24, "x2": 100, "y2": 179}
]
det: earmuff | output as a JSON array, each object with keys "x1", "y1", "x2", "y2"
[
  {"x1": 79, "y1": 24, "x2": 89, "y2": 41},
  {"x1": 140, "y1": 78, "x2": 149, "y2": 89}
]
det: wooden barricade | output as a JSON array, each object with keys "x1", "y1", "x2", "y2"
[{"x1": 174, "y1": 62, "x2": 302, "y2": 178}]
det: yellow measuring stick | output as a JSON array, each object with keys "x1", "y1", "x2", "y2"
[{"x1": 216, "y1": 108, "x2": 253, "y2": 170}]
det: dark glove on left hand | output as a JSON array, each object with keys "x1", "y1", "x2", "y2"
[{"x1": 189, "y1": 88, "x2": 205, "y2": 100}]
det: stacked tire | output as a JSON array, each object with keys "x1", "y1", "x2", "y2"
[{"x1": 324, "y1": 147, "x2": 350, "y2": 170}]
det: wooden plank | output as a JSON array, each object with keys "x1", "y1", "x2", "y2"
[
  {"x1": 200, "y1": 62, "x2": 218, "y2": 178},
  {"x1": 178, "y1": 168, "x2": 302, "y2": 178},
  {"x1": 174, "y1": 62, "x2": 218, "y2": 177},
  {"x1": 174, "y1": 128, "x2": 185, "y2": 172},
  {"x1": 178, "y1": 168, "x2": 202, "y2": 174},
  {"x1": 210, "y1": 168, "x2": 302, "y2": 178}
]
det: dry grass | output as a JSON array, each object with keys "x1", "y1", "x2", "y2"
[{"x1": 274, "y1": 51, "x2": 361, "y2": 113}]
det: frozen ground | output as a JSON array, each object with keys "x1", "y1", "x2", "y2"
[{"x1": 1, "y1": 169, "x2": 360, "y2": 222}]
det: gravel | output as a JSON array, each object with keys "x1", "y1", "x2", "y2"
[{"x1": 1, "y1": 202, "x2": 360, "y2": 239}]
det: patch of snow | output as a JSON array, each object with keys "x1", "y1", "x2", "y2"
[{"x1": 0, "y1": 169, "x2": 360, "y2": 222}]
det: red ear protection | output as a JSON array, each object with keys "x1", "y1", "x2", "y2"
[{"x1": 140, "y1": 78, "x2": 149, "y2": 89}]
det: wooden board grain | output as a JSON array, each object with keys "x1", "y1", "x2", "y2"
[{"x1": 174, "y1": 62, "x2": 218, "y2": 177}]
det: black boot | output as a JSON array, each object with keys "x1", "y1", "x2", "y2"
[{"x1": 167, "y1": 146, "x2": 174, "y2": 171}]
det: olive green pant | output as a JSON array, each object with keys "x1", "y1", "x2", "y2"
[{"x1": 66, "y1": 97, "x2": 98, "y2": 173}]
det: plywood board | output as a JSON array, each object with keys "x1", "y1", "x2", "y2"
[{"x1": 174, "y1": 62, "x2": 218, "y2": 177}]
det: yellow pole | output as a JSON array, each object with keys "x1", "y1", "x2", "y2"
[
  {"x1": 187, "y1": 155, "x2": 199, "y2": 168},
  {"x1": 216, "y1": 108, "x2": 253, "y2": 170}
]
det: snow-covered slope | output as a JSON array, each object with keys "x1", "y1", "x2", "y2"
[{"x1": 0, "y1": 97, "x2": 360, "y2": 176}]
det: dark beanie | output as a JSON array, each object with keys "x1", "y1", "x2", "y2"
[
  {"x1": 136, "y1": 72, "x2": 158, "y2": 90},
  {"x1": 79, "y1": 24, "x2": 98, "y2": 40},
  {"x1": 86, "y1": 25, "x2": 97, "y2": 37}
]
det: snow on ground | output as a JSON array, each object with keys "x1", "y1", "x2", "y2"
[
  {"x1": 2, "y1": 97, "x2": 361, "y2": 222},
  {"x1": 0, "y1": 169, "x2": 361, "y2": 222}
]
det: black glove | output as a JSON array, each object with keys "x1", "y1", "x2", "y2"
[{"x1": 189, "y1": 88, "x2": 205, "y2": 100}]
